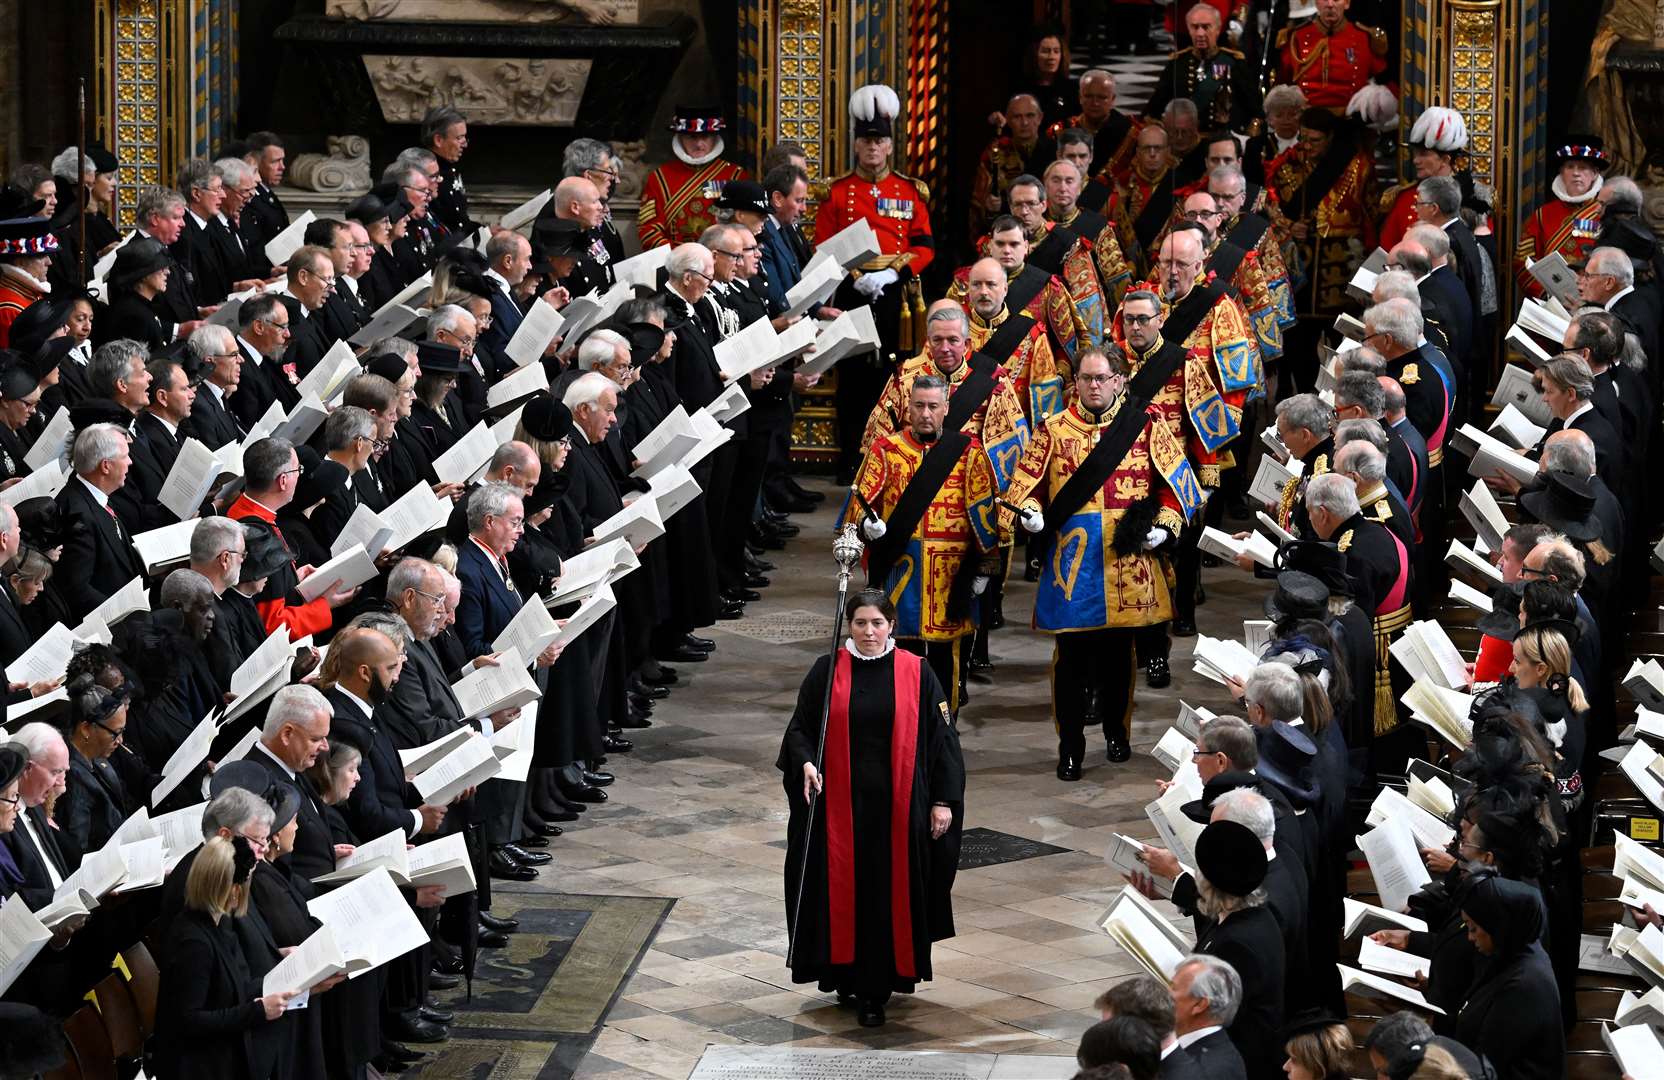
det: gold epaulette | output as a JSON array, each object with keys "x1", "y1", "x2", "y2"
[
  {"x1": 1358, "y1": 22, "x2": 1389, "y2": 55},
  {"x1": 1371, "y1": 498, "x2": 1392, "y2": 522},
  {"x1": 1337, "y1": 528, "x2": 1354, "y2": 553},
  {"x1": 1220, "y1": 46, "x2": 1246, "y2": 59},
  {"x1": 1378, "y1": 181, "x2": 1414, "y2": 215},
  {"x1": 895, "y1": 173, "x2": 930, "y2": 201},
  {"x1": 1275, "y1": 25, "x2": 1292, "y2": 49},
  {"x1": 1401, "y1": 363, "x2": 1420, "y2": 385}
]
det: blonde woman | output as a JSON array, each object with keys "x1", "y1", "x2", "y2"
[
  {"x1": 155, "y1": 836, "x2": 295, "y2": 1078},
  {"x1": 1281, "y1": 1012, "x2": 1354, "y2": 1079}
]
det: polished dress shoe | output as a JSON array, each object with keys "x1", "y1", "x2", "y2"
[
  {"x1": 716, "y1": 601, "x2": 745, "y2": 620},
  {"x1": 627, "y1": 692, "x2": 656, "y2": 713},
  {"x1": 724, "y1": 587, "x2": 762, "y2": 603},
  {"x1": 479, "y1": 911, "x2": 519, "y2": 933},
  {"x1": 749, "y1": 524, "x2": 787, "y2": 550},
  {"x1": 658, "y1": 645, "x2": 708, "y2": 663},
  {"x1": 1105, "y1": 730, "x2": 1132, "y2": 764},
  {"x1": 428, "y1": 970, "x2": 461, "y2": 990},
  {"x1": 538, "y1": 804, "x2": 581, "y2": 822},
  {"x1": 502, "y1": 843, "x2": 552, "y2": 865},
  {"x1": 746, "y1": 553, "x2": 776, "y2": 572},
  {"x1": 857, "y1": 1001, "x2": 886, "y2": 1028},
  {"x1": 604, "y1": 734, "x2": 635, "y2": 753},
  {"x1": 518, "y1": 832, "x2": 552, "y2": 847},
  {"x1": 386, "y1": 1013, "x2": 449, "y2": 1044},
  {"x1": 582, "y1": 769, "x2": 614, "y2": 786},
  {"x1": 640, "y1": 666, "x2": 679, "y2": 686},
  {"x1": 380, "y1": 1042, "x2": 429, "y2": 1067},
  {"x1": 477, "y1": 927, "x2": 510, "y2": 948},
  {"x1": 563, "y1": 784, "x2": 609, "y2": 803},
  {"x1": 489, "y1": 848, "x2": 538, "y2": 881},
  {"x1": 967, "y1": 658, "x2": 995, "y2": 683},
  {"x1": 745, "y1": 572, "x2": 771, "y2": 588},
  {"x1": 1145, "y1": 655, "x2": 1171, "y2": 689},
  {"x1": 684, "y1": 634, "x2": 715, "y2": 650},
  {"x1": 419, "y1": 1005, "x2": 455, "y2": 1024},
  {"x1": 786, "y1": 478, "x2": 824, "y2": 502},
  {"x1": 432, "y1": 954, "x2": 464, "y2": 976},
  {"x1": 632, "y1": 679, "x2": 669, "y2": 700},
  {"x1": 1056, "y1": 756, "x2": 1082, "y2": 782},
  {"x1": 618, "y1": 710, "x2": 652, "y2": 729},
  {"x1": 769, "y1": 521, "x2": 801, "y2": 538}
]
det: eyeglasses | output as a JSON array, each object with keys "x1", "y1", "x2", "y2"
[
  {"x1": 258, "y1": 318, "x2": 292, "y2": 335},
  {"x1": 1183, "y1": 209, "x2": 1223, "y2": 220},
  {"x1": 1009, "y1": 199, "x2": 1043, "y2": 210},
  {"x1": 1076, "y1": 373, "x2": 1117, "y2": 384},
  {"x1": 0, "y1": 792, "x2": 18, "y2": 809},
  {"x1": 91, "y1": 719, "x2": 125, "y2": 743},
  {"x1": 409, "y1": 587, "x2": 445, "y2": 606},
  {"x1": 688, "y1": 269, "x2": 715, "y2": 283},
  {"x1": 238, "y1": 830, "x2": 271, "y2": 852},
  {"x1": 278, "y1": 466, "x2": 302, "y2": 478},
  {"x1": 226, "y1": 547, "x2": 246, "y2": 561},
  {"x1": 585, "y1": 167, "x2": 620, "y2": 181},
  {"x1": 350, "y1": 243, "x2": 375, "y2": 252},
  {"x1": 1122, "y1": 313, "x2": 1159, "y2": 326}
]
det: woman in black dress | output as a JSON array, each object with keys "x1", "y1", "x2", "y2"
[
  {"x1": 779, "y1": 588, "x2": 964, "y2": 1028},
  {"x1": 1192, "y1": 818, "x2": 1286, "y2": 1076},
  {"x1": 154, "y1": 836, "x2": 297, "y2": 1080},
  {"x1": 344, "y1": 189, "x2": 410, "y2": 314},
  {"x1": 100, "y1": 237, "x2": 173, "y2": 349},
  {"x1": 1453, "y1": 872, "x2": 1564, "y2": 1079}
]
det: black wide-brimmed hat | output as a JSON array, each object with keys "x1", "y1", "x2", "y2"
[
  {"x1": 1264, "y1": 570, "x2": 1330, "y2": 622},
  {"x1": 1476, "y1": 580, "x2": 1525, "y2": 641},
  {"x1": 7, "y1": 297, "x2": 74, "y2": 358},
  {"x1": 416, "y1": 340, "x2": 467, "y2": 376},
  {"x1": 531, "y1": 217, "x2": 589, "y2": 263},
  {"x1": 1195, "y1": 819, "x2": 1268, "y2": 897},
  {"x1": 109, "y1": 237, "x2": 172, "y2": 289},
  {"x1": 210, "y1": 759, "x2": 302, "y2": 831},
  {"x1": 0, "y1": 743, "x2": 27, "y2": 791},
  {"x1": 1181, "y1": 769, "x2": 1261, "y2": 825},
  {"x1": 1275, "y1": 538, "x2": 1357, "y2": 598},
  {"x1": 240, "y1": 518, "x2": 295, "y2": 581},
  {"x1": 520, "y1": 395, "x2": 574, "y2": 443},
  {"x1": 364, "y1": 352, "x2": 409, "y2": 384},
  {"x1": 715, "y1": 179, "x2": 768, "y2": 215},
  {"x1": 1256, "y1": 720, "x2": 1320, "y2": 806},
  {"x1": 1518, "y1": 468, "x2": 1600, "y2": 542},
  {"x1": 24, "y1": 336, "x2": 74, "y2": 384}
]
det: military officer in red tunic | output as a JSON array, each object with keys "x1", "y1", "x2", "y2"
[
  {"x1": 815, "y1": 84, "x2": 936, "y2": 484},
  {"x1": 1516, "y1": 137, "x2": 1609, "y2": 298},
  {"x1": 637, "y1": 106, "x2": 751, "y2": 250},
  {"x1": 1276, "y1": 0, "x2": 1389, "y2": 113},
  {"x1": 1378, "y1": 106, "x2": 1469, "y2": 253}
]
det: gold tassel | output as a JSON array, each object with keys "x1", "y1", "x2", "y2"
[{"x1": 1372, "y1": 605, "x2": 1413, "y2": 736}]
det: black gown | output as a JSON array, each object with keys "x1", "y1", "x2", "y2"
[{"x1": 777, "y1": 646, "x2": 964, "y2": 999}]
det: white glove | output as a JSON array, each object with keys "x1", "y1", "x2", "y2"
[
  {"x1": 972, "y1": 575, "x2": 990, "y2": 596},
  {"x1": 1144, "y1": 527, "x2": 1171, "y2": 550},
  {"x1": 1345, "y1": 82, "x2": 1398, "y2": 130},
  {"x1": 1019, "y1": 508, "x2": 1045, "y2": 534},
  {"x1": 861, "y1": 517, "x2": 887, "y2": 541},
  {"x1": 854, "y1": 268, "x2": 899, "y2": 299}
]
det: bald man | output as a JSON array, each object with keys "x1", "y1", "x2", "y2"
[
  {"x1": 970, "y1": 93, "x2": 1053, "y2": 239},
  {"x1": 534, "y1": 175, "x2": 615, "y2": 298}
]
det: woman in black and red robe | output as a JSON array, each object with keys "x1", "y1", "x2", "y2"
[{"x1": 778, "y1": 588, "x2": 966, "y2": 1028}]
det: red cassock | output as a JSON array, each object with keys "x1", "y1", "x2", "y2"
[
  {"x1": 778, "y1": 646, "x2": 964, "y2": 995},
  {"x1": 226, "y1": 493, "x2": 335, "y2": 638}
]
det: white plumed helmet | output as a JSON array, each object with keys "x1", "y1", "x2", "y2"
[
  {"x1": 1408, "y1": 106, "x2": 1469, "y2": 153},
  {"x1": 1345, "y1": 82, "x2": 1399, "y2": 131},
  {"x1": 850, "y1": 84, "x2": 901, "y2": 139}
]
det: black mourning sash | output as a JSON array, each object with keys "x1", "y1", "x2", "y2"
[
  {"x1": 865, "y1": 355, "x2": 1000, "y2": 589},
  {"x1": 1036, "y1": 278, "x2": 1226, "y2": 556},
  {"x1": 1132, "y1": 172, "x2": 1176, "y2": 254},
  {"x1": 1005, "y1": 229, "x2": 1075, "y2": 318},
  {"x1": 1218, "y1": 212, "x2": 1271, "y2": 281},
  {"x1": 1068, "y1": 208, "x2": 1110, "y2": 244},
  {"x1": 1079, "y1": 179, "x2": 1112, "y2": 215}
]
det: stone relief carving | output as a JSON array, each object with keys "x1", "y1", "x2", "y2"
[
  {"x1": 288, "y1": 135, "x2": 374, "y2": 193},
  {"x1": 326, "y1": 0, "x2": 638, "y2": 25},
  {"x1": 610, "y1": 139, "x2": 649, "y2": 202},
  {"x1": 364, "y1": 56, "x2": 594, "y2": 126}
]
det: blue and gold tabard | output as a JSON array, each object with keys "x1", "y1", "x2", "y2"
[
  {"x1": 840, "y1": 431, "x2": 1001, "y2": 641},
  {"x1": 948, "y1": 253, "x2": 1095, "y2": 368},
  {"x1": 861, "y1": 353, "x2": 1030, "y2": 494}
]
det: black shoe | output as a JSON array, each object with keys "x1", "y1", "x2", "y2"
[
  {"x1": 724, "y1": 587, "x2": 762, "y2": 603},
  {"x1": 632, "y1": 680, "x2": 669, "y2": 700},
  {"x1": 619, "y1": 711, "x2": 652, "y2": 729},
  {"x1": 717, "y1": 601, "x2": 745, "y2": 620},
  {"x1": 503, "y1": 843, "x2": 552, "y2": 865},
  {"x1": 1024, "y1": 558, "x2": 1041, "y2": 583},
  {"x1": 658, "y1": 645, "x2": 708, "y2": 663},
  {"x1": 749, "y1": 525, "x2": 787, "y2": 550},
  {"x1": 1171, "y1": 617, "x2": 1197, "y2": 638},
  {"x1": 564, "y1": 784, "x2": 609, "y2": 803},
  {"x1": 604, "y1": 734, "x2": 634, "y2": 753},
  {"x1": 1145, "y1": 655, "x2": 1171, "y2": 689},
  {"x1": 746, "y1": 554, "x2": 776, "y2": 572},
  {"x1": 774, "y1": 496, "x2": 818, "y2": 514},
  {"x1": 627, "y1": 693, "x2": 656, "y2": 714},
  {"x1": 428, "y1": 970, "x2": 461, "y2": 990},
  {"x1": 479, "y1": 911, "x2": 519, "y2": 933},
  {"x1": 1056, "y1": 756, "x2": 1082, "y2": 782},
  {"x1": 769, "y1": 521, "x2": 801, "y2": 538},
  {"x1": 518, "y1": 832, "x2": 553, "y2": 846},
  {"x1": 967, "y1": 659, "x2": 995, "y2": 683},
  {"x1": 582, "y1": 770, "x2": 614, "y2": 787},
  {"x1": 476, "y1": 927, "x2": 510, "y2": 948},
  {"x1": 745, "y1": 572, "x2": 772, "y2": 588},
  {"x1": 858, "y1": 1002, "x2": 886, "y2": 1027},
  {"x1": 419, "y1": 1005, "x2": 455, "y2": 1024},
  {"x1": 641, "y1": 666, "x2": 679, "y2": 687},
  {"x1": 1106, "y1": 731, "x2": 1132, "y2": 763},
  {"x1": 684, "y1": 634, "x2": 715, "y2": 651},
  {"x1": 787, "y1": 480, "x2": 824, "y2": 503},
  {"x1": 432, "y1": 954, "x2": 465, "y2": 976},
  {"x1": 489, "y1": 849, "x2": 538, "y2": 881},
  {"x1": 538, "y1": 804, "x2": 580, "y2": 821},
  {"x1": 988, "y1": 609, "x2": 1005, "y2": 631},
  {"x1": 386, "y1": 1013, "x2": 449, "y2": 1044},
  {"x1": 381, "y1": 1042, "x2": 429, "y2": 1067}
]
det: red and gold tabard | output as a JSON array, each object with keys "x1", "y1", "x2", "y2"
[
  {"x1": 1051, "y1": 206, "x2": 1136, "y2": 310},
  {"x1": 637, "y1": 158, "x2": 750, "y2": 250},
  {"x1": 861, "y1": 353, "x2": 1029, "y2": 492},
  {"x1": 947, "y1": 258, "x2": 1092, "y2": 376},
  {"x1": 1266, "y1": 145, "x2": 1377, "y2": 316},
  {"x1": 967, "y1": 306, "x2": 1066, "y2": 428},
  {"x1": 1515, "y1": 192, "x2": 1604, "y2": 297},
  {"x1": 1276, "y1": 18, "x2": 1389, "y2": 111},
  {"x1": 1147, "y1": 215, "x2": 1288, "y2": 363},
  {"x1": 1049, "y1": 112, "x2": 1144, "y2": 183},
  {"x1": 1006, "y1": 399, "x2": 1187, "y2": 633},
  {"x1": 840, "y1": 431, "x2": 1000, "y2": 641}
]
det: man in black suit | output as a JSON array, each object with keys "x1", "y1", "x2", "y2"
[
  {"x1": 1584, "y1": 243, "x2": 1664, "y2": 373},
  {"x1": 1097, "y1": 975, "x2": 1208, "y2": 1080},
  {"x1": 133, "y1": 186, "x2": 208, "y2": 340},
  {"x1": 532, "y1": 176, "x2": 614, "y2": 299},
  {"x1": 1404, "y1": 225, "x2": 1475, "y2": 375},
  {"x1": 300, "y1": 217, "x2": 364, "y2": 345},
  {"x1": 0, "y1": 504, "x2": 32, "y2": 675},
  {"x1": 172, "y1": 159, "x2": 233, "y2": 307},
  {"x1": 1521, "y1": 352, "x2": 1625, "y2": 490},
  {"x1": 240, "y1": 131, "x2": 290, "y2": 254},
  {"x1": 124, "y1": 353, "x2": 198, "y2": 531},
  {"x1": 229, "y1": 293, "x2": 300, "y2": 427},
  {"x1": 1416, "y1": 175, "x2": 1484, "y2": 316},
  {"x1": 1170, "y1": 955, "x2": 1250, "y2": 1080},
  {"x1": 209, "y1": 157, "x2": 267, "y2": 288},
  {"x1": 278, "y1": 244, "x2": 343, "y2": 378},
  {"x1": 184, "y1": 324, "x2": 247, "y2": 450},
  {"x1": 190, "y1": 515, "x2": 260, "y2": 691},
  {"x1": 56, "y1": 421, "x2": 146, "y2": 621},
  {"x1": 247, "y1": 683, "x2": 336, "y2": 883}
]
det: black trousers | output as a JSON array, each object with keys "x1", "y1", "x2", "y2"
[
  {"x1": 720, "y1": 431, "x2": 769, "y2": 591},
  {"x1": 900, "y1": 636, "x2": 967, "y2": 716},
  {"x1": 1052, "y1": 627, "x2": 1137, "y2": 760}
]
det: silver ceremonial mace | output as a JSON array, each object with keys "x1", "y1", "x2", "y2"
[{"x1": 785, "y1": 523, "x2": 865, "y2": 969}]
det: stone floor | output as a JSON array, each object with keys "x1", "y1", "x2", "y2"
[{"x1": 507, "y1": 481, "x2": 1265, "y2": 1080}]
